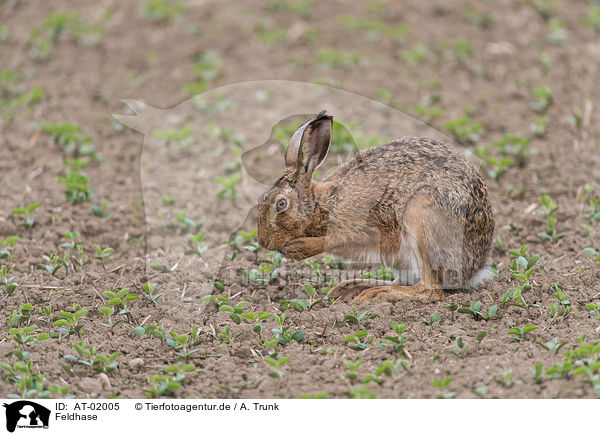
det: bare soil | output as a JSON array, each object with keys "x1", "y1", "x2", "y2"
[{"x1": 1, "y1": 0, "x2": 599, "y2": 399}]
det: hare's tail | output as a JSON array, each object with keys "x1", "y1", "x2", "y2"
[{"x1": 465, "y1": 266, "x2": 495, "y2": 289}]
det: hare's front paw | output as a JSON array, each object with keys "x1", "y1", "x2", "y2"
[
  {"x1": 328, "y1": 279, "x2": 375, "y2": 301},
  {"x1": 280, "y1": 237, "x2": 324, "y2": 260}
]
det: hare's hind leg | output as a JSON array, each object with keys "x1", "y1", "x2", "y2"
[
  {"x1": 351, "y1": 273, "x2": 443, "y2": 304},
  {"x1": 328, "y1": 278, "x2": 395, "y2": 302}
]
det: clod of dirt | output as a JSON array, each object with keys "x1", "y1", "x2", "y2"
[{"x1": 128, "y1": 358, "x2": 145, "y2": 370}]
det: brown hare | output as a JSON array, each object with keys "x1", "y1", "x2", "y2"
[{"x1": 256, "y1": 111, "x2": 495, "y2": 304}]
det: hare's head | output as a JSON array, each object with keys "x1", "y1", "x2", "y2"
[{"x1": 257, "y1": 111, "x2": 332, "y2": 251}]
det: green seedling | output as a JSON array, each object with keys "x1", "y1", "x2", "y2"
[
  {"x1": 104, "y1": 287, "x2": 139, "y2": 318},
  {"x1": 93, "y1": 244, "x2": 114, "y2": 269},
  {"x1": 502, "y1": 245, "x2": 540, "y2": 309},
  {"x1": 530, "y1": 86, "x2": 553, "y2": 112},
  {"x1": 421, "y1": 315, "x2": 441, "y2": 326},
  {"x1": 537, "y1": 193, "x2": 564, "y2": 243},
  {"x1": 8, "y1": 326, "x2": 49, "y2": 347},
  {"x1": 7, "y1": 304, "x2": 33, "y2": 327},
  {"x1": 344, "y1": 357, "x2": 363, "y2": 382},
  {"x1": 457, "y1": 300, "x2": 498, "y2": 321},
  {"x1": 414, "y1": 95, "x2": 444, "y2": 125},
  {"x1": 550, "y1": 283, "x2": 573, "y2": 319},
  {"x1": 1, "y1": 265, "x2": 17, "y2": 295},
  {"x1": 217, "y1": 325, "x2": 243, "y2": 344},
  {"x1": 473, "y1": 144, "x2": 514, "y2": 180},
  {"x1": 0, "y1": 360, "x2": 53, "y2": 399},
  {"x1": 265, "y1": 355, "x2": 290, "y2": 379},
  {"x1": 58, "y1": 170, "x2": 94, "y2": 203},
  {"x1": 316, "y1": 48, "x2": 360, "y2": 70},
  {"x1": 188, "y1": 231, "x2": 207, "y2": 256},
  {"x1": 63, "y1": 342, "x2": 120, "y2": 374},
  {"x1": 383, "y1": 321, "x2": 410, "y2": 357},
  {"x1": 142, "y1": 283, "x2": 162, "y2": 304},
  {"x1": 583, "y1": 4, "x2": 600, "y2": 31},
  {"x1": 166, "y1": 327, "x2": 204, "y2": 361},
  {"x1": 525, "y1": 0, "x2": 556, "y2": 18},
  {"x1": 547, "y1": 18, "x2": 567, "y2": 45},
  {"x1": 363, "y1": 360, "x2": 403, "y2": 385},
  {"x1": 53, "y1": 305, "x2": 87, "y2": 337},
  {"x1": 37, "y1": 252, "x2": 67, "y2": 276},
  {"x1": 494, "y1": 370, "x2": 522, "y2": 388},
  {"x1": 581, "y1": 184, "x2": 600, "y2": 223},
  {"x1": 11, "y1": 202, "x2": 40, "y2": 228},
  {"x1": 430, "y1": 376, "x2": 455, "y2": 399},
  {"x1": 92, "y1": 201, "x2": 112, "y2": 218},
  {"x1": 298, "y1": 392, "x2": 329, "y2": 399},
  {"x1": 215, "y1": 173, "x2": 241, "y2": 200},
  {"x1": 492, "y1": 134, "x2": 533, "y2": 167},
  {"x1": 476, "y1": 331, "x2": 487, "y2": 343},
  {"x1": 508, "y1": 324, "x2": 537, "y2": 341},
  {"x1": 135, "y1": 322, "x2": 167, "y2": 340},
  {"x1": 533, "y1": 363, "x2": 544, "y2": 384},
  {"x1": 344, "y1": 386, "x2": 377, "y2": 399},
  {"x1": 402, "y1": 43, "x2": 430, "y2": 66},
  {"x1": 141, "y1": 0, "x2": 186, "y2": 23},
  {"x1": 183, "y1": 51, "x2": 221, "y2": 95},
  {"x1": 545, "y1": 339, "x2": 600, "y2": 396},
  {"x1": 0, "y1": 236, "x2": 20, "y2": 271},
  {"x1": 153, "y1": 126, "x2": 195, "y2": 147},
  {"x1": 586, "y1": 302, "x2": 600, "y2": 321},
  {"x1": 99, "y1": 306, "x2": 124, "y2": 332},
  {"x1": 271, "y1": 313, "x2": 304, "y2": 345},
  {"x1": 344, "y1": 306, "x2": 373, "y2": 326},
  {"x1": 443, "y1": 115, "x2": 483, "y2": 144},
  {"x1": 202, "y1": 295, "x2": 249, "y2": 324},
  {"x1": 345, "y1": 329, "x2": 371, "y2": 351},
  {"x1": 171, "y1": 211, "x2": 199, "y2": 231},
  {"x1": 444, "y1": 303, "x2": 459, "y2": 320},
  {"x1": 536, "y1": 337, "x2": 567, "y2": 354},
  {"x1": 464, "y1": 4, "x2": 494, "y2": 27},
  {"x1": 337, "y1": 14, "x2": 409, "y2": 41},
  {"x1": 241, "y1": 311, "x2": 273, "y2": 345},
  {"x1": 450, "y1": 336, "x2": 468, "y2": 359},
  {"x1": 147, "y1": 364, "x2": 196, "y2": 398},
  {"x1": 530, "y1": 116, "x2": 548, "y2": 137}
]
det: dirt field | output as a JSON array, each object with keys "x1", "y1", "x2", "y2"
[{"x1": 1, "y1": 0, "x2": 600, "y2": 399}]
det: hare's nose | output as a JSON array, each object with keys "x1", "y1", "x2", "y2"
[{"x1": 257, "y1": 233, "x2": 268, "y2": 248}]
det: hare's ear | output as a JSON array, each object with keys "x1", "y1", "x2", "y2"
[{"x1": 285, "y1": 111, "x2": 332, "y2": 181}]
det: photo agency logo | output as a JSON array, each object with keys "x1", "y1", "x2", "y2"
[
  {"x1": 113, "y1": 80, "x2": 487, "y2": 308},
  {"x1": 3, "y1": 401, "x2": 50, "y2": 432}
]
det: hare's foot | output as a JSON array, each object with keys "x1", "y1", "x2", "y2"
[
  {"x1": 328, "y1": 279, "x2": 393, "y2": 302},
  {"x1": 280, "y1": 237, "x2": 325, "y2": 260},
  {"x1": 352, "y1": 284, "x2": 444, "y2": 304}
]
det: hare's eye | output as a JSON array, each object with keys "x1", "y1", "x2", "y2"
[{"x1": 275, "y1": 198, "x2": 288, "y2": 212}]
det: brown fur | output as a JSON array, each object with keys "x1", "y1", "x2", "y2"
[{"x1": 257, "y1": 112, "x2": 495, "y2": 304}]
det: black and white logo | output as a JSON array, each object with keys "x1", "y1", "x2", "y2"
[{"x1": 3, "y1": 401, "x2": 50, "y2": 432}]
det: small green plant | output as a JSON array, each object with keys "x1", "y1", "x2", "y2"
[
  {"x1": 491, "y1": 134, "x2": 533, "y2": 167},
  {"x1": 536, "y1": 337, "x2": 567, "y2": 354},
  {"x1": 0, "y1": 236, "x2": 20, "y2": 271},
  {"x1": 430, "y1": 376, "x2": 455, "y2": 399},
  {"x1": 58, "y1": 170, "x2": 94, "y2": 203},
  {"x1": 530, "y1": 115, "x2": 548, "y2": 137},
  {"x1": 92, "y1": 200, "x2": 112, "y2": 218},
  {"x1": 549, "y1": 283, "x2": 573, "y2": 319},
  {"x1": 450, "y1": 336, "x2": 468, "y2": 359},
  {"x1": 474, "y1": 145, "x2": 514, "y2": 180},
  {"x1": 214, "y1": 172, "x2": 242, "y2": 200},
  {"x1": 63, "y1": 342, "x2": 120, "y2": 374},
  {"x1": 0, "y1": 265, "x2": 17, "y2": 295},
  {"x1": 104, "y1": 287, "x2": 139, "y2": 318},
  {"x1": 581, "y1": 184, "x2": 600, "y2": 223},
  {"x1": 583, "y1": 3, "x2": 600, "y2": 31},
  {"x1": 344, "y1": 306, "x2": 373, "y2": 326},
  {"x1": 547, "y1": 18, "x2": 567, "y2": 45},
  {"x1": 1, "y1": 361, "x2": 53, "y2": 399},
  {"x1": 457, "y1": 300, "x2": 498, "y2": 321},
  {"x1": 271, "y1": 313, "x2": 304, "y2": 345},
  {"x1": 53, "y1": 305, "x2": 87, "y2": 337},
  {"x1": 402, "y1": 43, "x2": 430, "y2": 66},
  {"x1": 524, "y1": 0, "x2": 556, "y2": 18},
  {"x1": 11, "y1": 202, "x2": 41, "y2": 228},
  {"x1": 344, "y1": 357, "x2": 363, "y2": 382},
  {"x1": 383, "y1": 322, "x2": 410, "y2": 357},
  {"x1": 502, "y1": 245, "x2": 540, "y2": 309},
  {"x1": 93, "y1": 245, "x2": 114, "y2": 269},
  {"x1": 188, "y1": 231, "x2": 207, "y2": 256},
  {"x1": 345, "y1": 330, "x2": 371, "y2": 351},
  {"x1": 147, "y1": 364, "x2": 196, "y2": 398},
  {"x1": 141, "y1": 0, "x2": 186, "y2": 23},
  {"x1": 202, "y1": 295, "x2": 249, "y2": 324},
  {"x1": 421, "y1": 315, "x2": 441, "y2": 326},
  {"x1": 537, "y1": 193, "x2": 565, "y2": 243},
  {"x1": 142, "y1": 283, "x2": 162, "y2": 304},
  {"x1": 436, "y1": 39, "x2": 471, "y2": 62},
  {"x1": 316, "y1": 48, "x2": 360, "y2": 70},
  {"x1": 584, "y1": 247, "x2": 600, "y2": 261},
  {"x1": 166, "y1": 327, "x2": 204, "y2": 361},
  {"x1": 153, "y1": 127, "x2": 195, "y2": 147},
  {"x1": 183, "y1": 51, "x2": 221, "y2": 95},
  {"x1": 414, "y1": 95, "x2": 444, "y2": 125},
  {"x1": 530, "y1": 86, "x2": 553, "y2": 112},
  {"x1": 265, "y1": 355, "x2": 290, "y2": 379},
  {"x1": 508, "y1": 324, "x2": 537, "y2": 341},
  {"x1": 443, "y1": 115, "x2": 483, "y2": 144},
  {"x1": 241, "y1": 311, "x2": 273, "y2": 345}
]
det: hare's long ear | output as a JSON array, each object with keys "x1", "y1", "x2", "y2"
[{"x1": 285, "y1": 111, "x2": 332, "y2": 182}]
